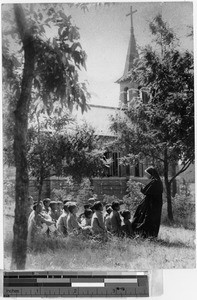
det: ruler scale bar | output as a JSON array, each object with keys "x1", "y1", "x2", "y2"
[{"x1": 4, "y1": 271, "x2": 149, "y2": 297}]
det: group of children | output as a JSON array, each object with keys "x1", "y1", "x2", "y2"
[{"x1": 27, "y1": 197, "x2": 134, "y2": 246}]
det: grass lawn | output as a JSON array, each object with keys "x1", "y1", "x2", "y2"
[{"x1": 4, "y1": 213, "x2": 196, "y2": 270}]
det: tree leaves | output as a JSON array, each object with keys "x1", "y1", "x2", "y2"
[
  {"x1": 2, "y1": 3, "x2": 90, "y2": 124},
  {"x1": 27, "y1": 121, "x2": 109, "y2": 185}
]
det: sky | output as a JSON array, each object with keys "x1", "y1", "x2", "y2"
[{"x1": 61, "y1": 1, "x2": 193, "y2": 107}]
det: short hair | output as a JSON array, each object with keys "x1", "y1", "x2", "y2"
[
  {"x1": 63, "y1": 204, "x2": 69, "y2": 212},
  {"x1": 43, "y1": 198, "x2": 51, "y2": 205},
  {"x1": 33, "y1": 202, "x2": 42, "y2": 211},
  {"x1": 67, "y1": 204, "x2": 77, "y2": 213},
  {"x1": 84, "y1": 209, "x2": 93, "y2": 218},
  {"x1": 105, "y1": 204, "x2": 111, "y2": 209},
  {"x1": 111, "y1": 201, "x2": 120, "y2": 210},
  {"x1": 120, "y1": 210, "x2": 131, "y2": 219},
  {"x1": 49, "y1": 201, "x2": 57, "y2": 207},
  {"x1": 63, "y1": 199, "x2": 70, "y2": 205},
  {"x1": 106, "y1": 206, "x2": 113, "y2": 214},
  {"x1": 93, "y1": 201, "x2": 102, "y2": 211},
  {"x1": 84, "y1": 204, "x2": 90, "y2": 210}
]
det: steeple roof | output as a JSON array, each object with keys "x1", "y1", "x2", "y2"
[{"x1": 116, "y1": 6, "x2": 138, "y2": 83}]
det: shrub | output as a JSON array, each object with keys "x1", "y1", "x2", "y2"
[
  {"x1": 76, "y1": 178, "x2": 94, "y2": 207},
  {"x1": 51, "y1": 176, "x2": 75, "y2": 202},
  {"x1": 51, "y1": 177, "x2": 96, "y2": 208},
  {"x1": 162, "y1": 180, "x2": 195, "y2": 229},
  {"x1": 102, "y1": 194, "x2": 121, "y2": 206},
  {"x1": 123, "y1": 179, "x2": 144, "y2": 213}
]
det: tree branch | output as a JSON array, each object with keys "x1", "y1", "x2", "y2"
[
  {"x1": 14, "y1": 4, "x2": 28, "y2": 41},
  {"x1": 169, "y1": 159, "x2": 193, "y2": 183}
]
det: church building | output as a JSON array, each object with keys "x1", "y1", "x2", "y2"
[
  {"x1": 75, "y1": 6, "x2": 148, "y2": 198},
  {"x1": 77, "y1": 6, "x2": 146, "y2": 178}
]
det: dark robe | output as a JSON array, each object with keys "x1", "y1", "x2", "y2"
[{"x1": 131, "y1": 178, "x2": 163, "y2": 238}]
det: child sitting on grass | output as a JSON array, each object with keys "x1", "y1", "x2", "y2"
[
  {"x1": 120, "y1": 210, "x2": 134, "y2": 238},
  {"x1": 67, "y1": 202, "x2": 82, "y2": 235},
  {"x1": 110, "y1": 201, "x2": 122, "y2": 236},
  {"x1": 81, "y1": 208, "x2": 93, "y2": 227},
  {"x1": 57, "y1": 203, "x2": 69, "y2": 236},
  {"x1": 91, "y1": 201, "x2": 107, "y2": 238},
  {"x1": 27, "y1": 202, "x2": 55, "y2": 247},
  {"x1": 104, "y1": 204, "x2": 113, "y2": 232}
]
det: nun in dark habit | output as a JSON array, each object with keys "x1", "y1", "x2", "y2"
[{"x1": 132, "y1": 166, "x2": 163, "y2": 238}]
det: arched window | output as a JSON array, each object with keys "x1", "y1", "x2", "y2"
[{"x1": 124, "y1": 87, "x2": 129, "y2": 105}]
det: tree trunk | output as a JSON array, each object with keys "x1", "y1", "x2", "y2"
[
  {"x1": 164, "y1": 148, "x2": 174, "y2": 221},
  {"x1": 11, "y1": 4, "x2": 35, "y2": 270},
  {"x1": 38, "y1": 175, "x2": 44, "y2": 202},
  {"x1": 171, "y1": 162, "x2": 177, "y2": 197}
]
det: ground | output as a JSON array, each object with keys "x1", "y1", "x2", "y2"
[{"x1": 4, "y1": 212, "x2": 196, "y2": 270}]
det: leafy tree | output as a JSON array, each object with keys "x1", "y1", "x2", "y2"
[
  {"x1": 111, "y1": 14, "x2": 194, "y2": 221},
  {"x1": 62, "y1": 123, "x2": 110, "y2": 182},
  {"x1": 27, "y1": 121, "x2": 110, "y2": 200},
  {"x1": 2, "y1": 3, "x2": 90, "y2": 269}
]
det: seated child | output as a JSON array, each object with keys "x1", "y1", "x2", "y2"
[
  {"x1": 66, "y1": 202, "x2": 82, "y2": 235},
  {"x1": 81, "y1": 208, "x2": 93, "y2": 227},
  {"x1": 27, "y1": 202, "x2": 55, "y2": 246},
  {"x1": 91, "y1": 201, "x2": 106, "y2": 237},
  {"x1": 120, "y1": 210, "x2": 134, "y2": 238},
  {"x1": 57, "y1": 203, "x2": 69, "y2": 236},
  {"x1": 43, "y1": 198, "x2": 51, "y2": 214},
  {"x1": 49, "y1": 201, "x2": 60, "y2": 222},
  {"x1": 104, "y1": 204, "x2": 113, "y2": 232},
  {"x1": 78, "y1": 204, "x2": 90, "y2": 223},
  {"x1": 110, "y1": 201, "x2": 122, "y2": 236}
]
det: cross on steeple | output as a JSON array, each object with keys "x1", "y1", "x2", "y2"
[
  {"x1": 126, "y1": 6, "x2": 137, "y2": 30},
  {"x1": 116, "y1": 4, "x2": 138, "y2": 85}
]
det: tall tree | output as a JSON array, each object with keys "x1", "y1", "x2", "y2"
[
  {"x1": 111, "y1": 15, "x2": 194, "y2": 221},
  {"x1": 2, "y1": 3, "x2": 90, "y2": 269}
]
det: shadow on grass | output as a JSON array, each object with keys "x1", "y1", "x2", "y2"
[
  {"x1": 153, "y1": 238, "x2": 194, "y2": 249},
  {"x1": 161, "y1": 220, "x2": 195, "y2": 231}
]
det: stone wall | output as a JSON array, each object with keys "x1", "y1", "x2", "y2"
[{"x1": 92, "y1": 177, "x2": 128, "y2": 200}]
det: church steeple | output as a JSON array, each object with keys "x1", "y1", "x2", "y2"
[
  {"x1": 116, "y1": 6, "x2": 139, "y2": 108},
  {"x1": 117, "y1": 6, "x2": 138, "y2": 83}
]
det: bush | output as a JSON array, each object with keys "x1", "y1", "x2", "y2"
[
  {"x1": 76, "y1": 178, "x2": 94, "y2": 207},
  {"x1": 102, "y1": 194, "x2": 121, "y2": 206},
  {"x1": 171, "y1": 193, "x2": 195, "y2": 228},
  {"x1": 161, "y1": 180, "x2": 195, "y2": 229},
  {"x1": 51, "y1": 177, "x2": 95, "y2": 208},
  {"x1": 51, "y1": 176, "x2": 75, "y2": 202},
  {"x1": 122, "y1": 179, "x2": 144, "y2": 213}
]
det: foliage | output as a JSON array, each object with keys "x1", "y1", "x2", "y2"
[
  {"x1": 162, "y1": 189, "x2": 195, "y2": 230},
  {"x1": 27, "y1": 121, "x2": 110, "y2": 199},
  {"x1": 102, "y1": 194, "x2": 121, "y2": 206},
  {"x1": 2, "y1": 3, "x2": 91, "y2": 171},
  {"x1": 76, "y1": 178, "x2": 94, "y2": 207},
  {"x1": 178, "y1": 178, "x2": 191, "y2": 197},
  {"x1": 51, "y1": 176, "x2": 75, "y2": 202},
  {"x1": 2, "y1": 3, "x2": 90, "y2": 115},
  {"x1": 123, "y1": 180, "x2": 144, "y2": 213},
  {"x1": 62, "y1": 123, "x2": 111, "y2": 182},
  {"x1": 172, "y1": 193, "x2": 194, "y2": 223}
]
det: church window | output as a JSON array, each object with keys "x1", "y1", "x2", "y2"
[{"x1": 124, "y1": 87, "x2": 129, "y2": 105}]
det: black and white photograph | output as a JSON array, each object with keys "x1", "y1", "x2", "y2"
[{"x1": 2, "y1": 1, "x2": 195, "y2": 272}]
